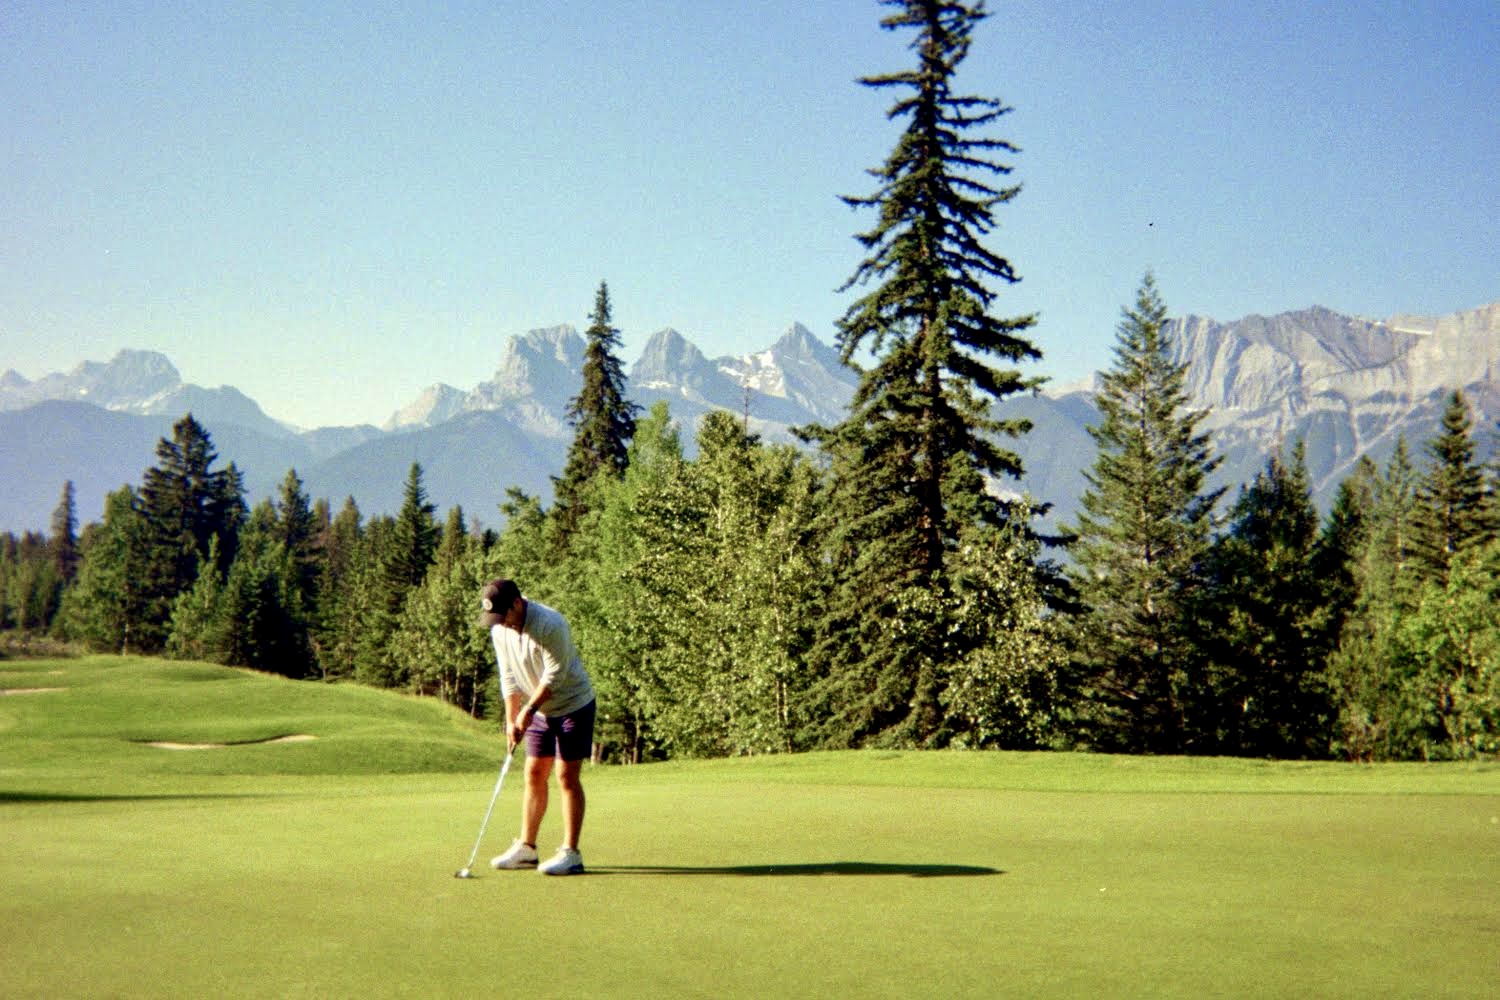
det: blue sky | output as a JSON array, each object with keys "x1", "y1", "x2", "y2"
[{"x1": 3, "y1": 0, "x2": 1496, "y2": 428}]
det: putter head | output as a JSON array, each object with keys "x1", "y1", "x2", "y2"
[{"x1": 455, "y1": 868, "x2": 473, "y2": 879}]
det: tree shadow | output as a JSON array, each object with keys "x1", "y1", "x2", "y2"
[{"x1": 596, "y1": 861, "x2": 1003, "y2": 878}]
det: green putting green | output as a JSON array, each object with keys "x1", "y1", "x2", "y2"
[{"x1": 3, "y1": 656, "x2": 1497, "y2": 998}]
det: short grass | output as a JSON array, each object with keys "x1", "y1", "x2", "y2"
[{"x1": 3, "y1": 656, "x2": 1497, "y2": 999}]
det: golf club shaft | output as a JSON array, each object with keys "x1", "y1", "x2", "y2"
[{"x1": 462, "y1": 750, "x2": 514, "y2": 871}]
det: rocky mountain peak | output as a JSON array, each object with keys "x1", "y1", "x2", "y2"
[
  {"x1": 83, "y1": 349, "x2": 182, "y2": 408},
  {"x1": 0, "y1": 348, "x2": 182, "y2": 412},
  {"x1": 634, "y1": 328, "x2": 709, "y2": 383},
  {"x1": 383, "y1": 383, "x2": 465, "y2": 432}
]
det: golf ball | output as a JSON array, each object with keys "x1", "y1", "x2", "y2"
[{"x1": 456, "y1": 868, "x2": 472, "y2": 879}]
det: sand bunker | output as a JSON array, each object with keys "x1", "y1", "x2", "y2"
[
  {"x1": 0, "y1": 687, "x2": 65, "y2": 696},
  {"x1": 144, "y1": 734, "x2": 318, "y2": 750}
]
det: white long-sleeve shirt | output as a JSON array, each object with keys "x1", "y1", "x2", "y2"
[{"x1": 490, "y1": 600, "x2": 594, "y2": 717}]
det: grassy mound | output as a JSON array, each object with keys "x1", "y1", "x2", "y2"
[
  {"x1": 3, "y1": 656, "x2": 1498, "y2": 998},
  {"x1": 0, "y1": 655, "x2": 502, "y2": 788}
]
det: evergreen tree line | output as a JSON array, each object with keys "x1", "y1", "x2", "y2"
[
  {"x1": 3, "y1": 2, "x2": 1494, "y2": 761},
  {"x1": 8, "y1": 299, "x2": 1497, "y2": 761}
]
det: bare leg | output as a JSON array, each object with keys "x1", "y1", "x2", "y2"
[
  {"x1": 521, "y1": 754, "x2": 552, "y2": 845},
  {"x1": 556, "y1": 758, "x2": 585, "y2": 850}
]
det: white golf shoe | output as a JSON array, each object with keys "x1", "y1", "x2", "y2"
[
  {"x1": 490, "y1": 839, "x2": 539, "y2": 869},
  {"x1": 539, "y1": 846, "x2": 585, "y2": 876}
]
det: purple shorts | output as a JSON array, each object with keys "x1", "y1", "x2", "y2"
[{"x1": 524, "y1": 699, "x2": 596, "y2": 762}]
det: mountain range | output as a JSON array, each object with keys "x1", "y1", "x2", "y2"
[{"x1": 3, "y1": 302, "x2": 1497, "y2": 535}]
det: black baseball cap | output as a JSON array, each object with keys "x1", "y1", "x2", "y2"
[{"x1": 478, "y1": 578, "x2": 521, "y2": 628}]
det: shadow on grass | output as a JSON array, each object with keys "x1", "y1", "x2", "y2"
[
  {"x1": 597, "y1": 862, "x2": 1002, "y2": 878},
  {"x1": 0, "y1": 791, "x2": 267, "y2": 804}
]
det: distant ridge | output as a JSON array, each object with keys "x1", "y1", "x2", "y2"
[{"x1": 2, "y1": 301, "x2": 1496, "y2": 533}]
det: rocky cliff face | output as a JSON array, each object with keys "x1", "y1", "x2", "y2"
[{"x1": 1160, "y1": 301, "x2": 1500, "y2": 497}]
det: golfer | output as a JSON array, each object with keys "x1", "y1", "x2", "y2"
[{"x1": 479, "y1": 578, "x2": 595, "y2": 876}]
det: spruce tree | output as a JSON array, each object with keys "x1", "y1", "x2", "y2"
[
  {"x1": 805, "y1": 0, "x2": 1045, "y2": 746},
  {"x1": 0, "y1": 534, "x2": 14, "y2": 631},
  {"x1": 553, "y1": 281, "x2": 639, "y2": 545},
  {"x1": 355, "y1": 465, "x2": 436, "y2": 688},
  {"x1": 1066, "y1": 273, "x2": 1222, "y2": 753},
  {"x1": 1412, "y1": 389, "x2": 1494, "y2": 587},
  {"x1": 165, "y1": 535, "x2": 227, "y2": 663},
  {"x1": 49, "y1": 481, "x2": 79, "y2": 583},
  {"x1": 1200, "y1": 443, "x2": 1333, "y2": 757},
  {"x1": 434, "y1": 505, "x2": 469, "y2": 570},
  {"x1": 54, "y1": 487, "x2": 150, "y2": 652},
  {"x1": 1311, "y1": 457, "x2": 1377, "y2": 652},
  {"x1": 212, "y1": 502, "x2": 312, "y2": 677},
  {"x1": 272, "y1": 469, "x2": 320, "y2": 595},
  {"x1": 386, "y1": 462, "x2": 438, "y2": 602},
  {"x1": 136, "y1": 414, "x2": 245, "y2": 648},
  {"x1": 311, "y1": 497, "x2": 362, "y2": 679}
]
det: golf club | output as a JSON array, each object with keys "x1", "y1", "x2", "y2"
[{"x1": 454, "y1": 748, "x2": 515, "y2": 879}]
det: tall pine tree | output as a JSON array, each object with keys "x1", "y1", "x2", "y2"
[
  {"x1": 54, "y1": 487, "x2": 151, "y2": 652},
  {"x1": 135, "y1": 414, "x2": 245, "y2": 648},
  {"x1": 272, "y1": 468, "x2": 321, "y2": 600},
  {"x1": 310, "y1": 497, "x2": 363, "y2": 679},
  {"x1": 355, "y1": 464, "x2": 436, "y2": 688},
  {"x1": 552, "y1": 281, "x2": 639, "y2": 546},
  {"x1": 1412, "y1": 389, "x2": 1494, "y2": 587},
  {"x1": 49, "y1": 480, "x2": 79, "y2": 584},
  {"x1": 1200, "y1": 443, "x2": 1333, "y2": 757},
  {"x1": 1067, "y1": 273, "x2": 1222, "y2": 753},
  {"x1": 385, "y1": 462, "x2": 438, "y2": 601},
  {"x1": 805, "y1": 0, "x2": 1044, "y2": 746}
]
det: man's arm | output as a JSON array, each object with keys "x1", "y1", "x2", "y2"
[
  {"x1": 510, "y1": 684, "x2": 553, "y2": 743},
  {"x1": 505, "y1": 691, "x2": 525, "y2": 750}
]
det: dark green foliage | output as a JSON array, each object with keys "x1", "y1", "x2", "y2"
[
  {"x1": 552, "y1": 281, "x2": 639, "y2": 547},
  {"x1": 563, "y1": 401, "x2": 683, "y2": 762},
  {"x1": 1324, "y1": 443, "x2": 1422, "y2": 759},
  {"x1": 350, "y1": 514, "x2": 401, "y2": 688},
  {"x1": 0, "y1": 530, "x2": 63, "y2": 633},
  {"x1": 309, "y1": 497, "x2": 363, "y2": 679},
  {"x1": 134, "y1": 415, "x2": 246, "y2": 649},
  {"x1": 392, "y1": 505, "x2": 495, "y2": 717},
  {"x1": 272, "y1": 469, "x2": 321, "y2": 600},
  {"x1": 1325, "y1": 412, "x2": 1500, "y2": 760},
  {"x1": 49, "y1": 481, "x2": 79, "y2": 584},
  {"x1": 1309, "y1": 458, "x2": 1376, "y2": 643},
  {"x1": 803, "y1": 0, "x2": 1051, "y2": 747},
  {"x1": 831, "y1": 0, "x2": 1040, "y2": 554},
  {"x1": 165, "y1": 503, "x2": 314, "y2": 677},
  {"x1": 802, "y1": 421, "x2": 936, "y2": 747},
  {"x1": 348, "y1": 463, "x2": 438, "y2": 686},
  {"x1": 52, "y1": 416, "x2": 243, "y2": 653},
  {"x1": 384, "y1": 463, "x2": 438, "y2": 602},
  {"x1": 1412, "y1": 389, "x2": 1494, "y2": 586},
  {"x1": 1197, "y1": 443, "x2": 1334, "y2": 757},
  {"x1": 1066, "y1": 274, "x2": 1222, "y2": 753},
  {"x1": 54, "y1": 487, "x2": 152, "y2": 652}
]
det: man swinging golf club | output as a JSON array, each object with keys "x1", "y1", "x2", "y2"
[{"x1": 480, "y1": 578, "x2": 595, "y2": 876}]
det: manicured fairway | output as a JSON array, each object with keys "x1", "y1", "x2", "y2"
[{"x1": 3, "y1": 656, "x2": 1497, "y2": 998}]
